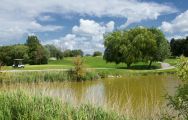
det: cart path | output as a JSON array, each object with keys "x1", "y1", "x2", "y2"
[{"x1": 157, "y1": 62, "x2": 175, "y2": 70}]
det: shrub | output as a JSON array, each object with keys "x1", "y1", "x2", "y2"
[
  {"x1": 73, "y1": 56, "x2": 86, "y2": 81},
  {"x1": 177, "y1": 56, "x2": 188, "y2": 82},
  {"x1": 68, "y1": 56, "x2": 100, "y2": 81},
  {"x1": 163, "y1": 56, "x2": 188, "y2": 119}
]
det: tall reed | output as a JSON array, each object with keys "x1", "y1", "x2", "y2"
[{"x1": 0, "y1": 90, "x2": 126, "y2": 120}]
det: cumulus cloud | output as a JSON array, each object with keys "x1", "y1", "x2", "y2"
[
  {"x1": 0, "y1": 0, "x2": 176, "y2": 42},
  {"x1": 160, "y1": 10, "x2": 188, "y2": 33},
  {"x1": 160, "y1": 10, "x2": 188, "y2": 40},
  {"x1": 45, "y1": 19, "x2": 115, "y2": 54}
]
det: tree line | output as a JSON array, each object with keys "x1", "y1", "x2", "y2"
[
  {"x1": 0, "y1": 36, "x2": 49, "y2": 65},
  {"x1": 170, "y1": 36, "x2": 188, "y2": 57},
  {"x1": 104, "y1": 27, "x2": 170, "y2": 68},
  {"x1": 0, "y1": 35, "x2": 102, "y2": 66}
]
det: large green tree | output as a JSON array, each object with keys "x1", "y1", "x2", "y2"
[
  {"x1": 148, "y1": 28, "x2": 170, "y2": 67},
  {"x1": 170, "y1": 36, "x2": 188, "y2": 57},
  {"x1": 104, "y1": 27, "x2": 170, "y2": 68},
  {"x1": 0, "y1": 45, "x2": 29, "y2": 66},
  {"x1": 26, "y1": 36, "x2": 49, "y2": 65}
]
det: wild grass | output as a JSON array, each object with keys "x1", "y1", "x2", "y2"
[
  {"x1": 0, "y1": 70, "x2": 101, "y2": 83},
  {"x1": 1, "y1": 68, "x2": 176, "y2": 84},
  {"x1": 0, "y1": 90, "x2": 126, "y2": 120},
  {"x1": 0, "y1": 84, "x2": 176, "y2": 120}
]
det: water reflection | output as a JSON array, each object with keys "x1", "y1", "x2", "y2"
[{"x1": 0, "y1": 74, "x2": 179, "y2": 113}]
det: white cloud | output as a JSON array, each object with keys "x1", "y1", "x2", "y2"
[
  {"x1": 45, "y1": 19, "x2": 115, "y2": 54},
  {"x1": 160, "y1": 10, "x2": 188, "y2": 33},
  {"x1": 38, "y1": 15, "x2": 55, "y2": 21},
  {"x1": 72, "y1": 19, "x2": 106, "y2": 37},
  {"x1": 106, "y1": 21, "x2": 115, "y2": 32},
  {"x1": 160, "y1": 10, "x2": 188, "y2": 40},
  {"x1": 0, "y1": 0, "x2": 176, "y2": 42}
]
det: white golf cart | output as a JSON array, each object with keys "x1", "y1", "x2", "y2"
[{"x1": 12, "y1": 59, "x2": 25, "y2": 68}]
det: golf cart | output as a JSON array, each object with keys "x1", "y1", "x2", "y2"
[{"x1": 12, "y1": 59, "x2": 25, "y2": 68}]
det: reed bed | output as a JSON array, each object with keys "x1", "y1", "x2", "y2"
[
  {"x1": 0, "y1": 83, "x2": 176, "y2": 120},
  {"x1": 0, "y1": 71, "x2": 100, "y2": 83},
  {"x1": 0, "y1": 90, "x2": 126, "y2": 120}
]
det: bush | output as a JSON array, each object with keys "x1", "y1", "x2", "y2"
[
  {"x1": 177, "y1": 56, "x2": 188, "y2": 82},
  {"x1": 163, "y1": 56, "x2": 188, "y2": 119}
]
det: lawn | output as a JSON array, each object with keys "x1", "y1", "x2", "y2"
[
  {"x1": 3, "y1": 65, "x2": 72, "y2": 70},
  {"x1": 2, "y1": 56, "x2": 171, "y2": 71},
  {"x1": 164, "y1": 57, "x2": 179, "y2": 66},
  {"x1": 49, "y1": 56, "x2": 161, "y2": 69}
]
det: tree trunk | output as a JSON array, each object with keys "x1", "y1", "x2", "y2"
[{"x1": 148, "y1": 60, "x2": 153, "y2": 69}]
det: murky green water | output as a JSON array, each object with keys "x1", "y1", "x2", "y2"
[{"x1": 0, "y1": 74, "x2": 179, "y2": 114}]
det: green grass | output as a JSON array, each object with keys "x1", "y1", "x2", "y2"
[
  {"x1": 164, "y1": 58, "x2": 179, "y2": 66},
  {"x1": 0, "y1": 70, "x2": 100, "y2": 83},
  {"x1": 0, "y1": 90, "x2": 126, "y2": 120},
  {"x1": 3, "y1": 56, "x2": 161, "y2": 70},
  {"x1": 0, "y1": 68, "x2": 176, "y2": 84},
  {"x1": 96, "y1": 67, "x2": 176, "y2": 77},
  {"x1": 49, "y1": 56, "x2": 161, "y2": 69},
  {"x1": 2, "y1": 56, "x2": 176, "y2": 75},
  {"x1": 3, "y1": 65, "x2": 72, "y2": 70}
]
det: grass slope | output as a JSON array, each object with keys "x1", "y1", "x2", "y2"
[{"x1": 49, "y1": 56, "x2": 161, "y2": 69}]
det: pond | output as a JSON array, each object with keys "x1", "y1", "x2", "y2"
[{"x1": 0, "y1": 74, "x2": 179, "y2": 116}]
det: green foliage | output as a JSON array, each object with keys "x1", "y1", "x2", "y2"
[
  {"x1": 0, "y1": 45, "x2": 29, "y2": 66},
  {"x1": 67, "y1": 56, "x2": 100, "y2": 81},
  {"x1": 1, "y1": 71, "x2": 69, "y2": 83},
  {"x1": 177, "y1": 56, "x2": 188, "y2": 82},
  {"x1": 149, "y1": 28, "x2": 171, "y2": 62},
  {"x1": 73, "y1": 56, "x2": 86, "y2": 81},
  {"x1": 170, "y1": 36, "x2": 188, "y2": 57},
  {"x1": 0, "y1": 91, "x2": 126, "y2": 120},
  {"x1": 164, "y1": 56, "x2": 188, "y2": 119},
  {"x1": 93, "y1": 51, "x2": 102, "y2": 57},
  {"x1": 0, "y1": 91, "x2": 63, "y2": 120},
  {"x1": 63, "y1": 49, "x2": 84, "y2": 57},
  {"x1": 45, "y1": 44, "x2": 63, "y2": 60},
  {"x1": 104, "y1": 27, "x2": 169, "y2": 68},
  {"x1": 26, "y1": 36, "x2": 49, "y2": 65},
  {"x1": 165, "y1": 84, "x2": 188, "y2": 119}
]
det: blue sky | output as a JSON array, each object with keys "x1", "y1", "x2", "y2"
[{"x1": 0, "y1": 0, "x2": 188, "y2": 54}]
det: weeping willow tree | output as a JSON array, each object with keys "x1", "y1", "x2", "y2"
[{"x1": 103, "y1": 27, "x2": 170, "y2": 69}]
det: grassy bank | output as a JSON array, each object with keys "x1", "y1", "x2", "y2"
[
  {"x1": 0, "y1": 68, "x2": 176, "y2": 84},
  {"x1": 0, "y1": 91, "x2": 126, "y2": 120},
  {"x1": 0, "y1": 70, "x2": 100, "y2": 83}
]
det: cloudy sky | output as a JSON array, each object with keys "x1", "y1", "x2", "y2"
[{"x1": 0, "y1": 0, "x2": 188, "y2": 54}]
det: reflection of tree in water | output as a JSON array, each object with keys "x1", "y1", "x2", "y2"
[
  {"x1": 0, "y1": 75, "x2": 179, "y2": 114},
  {"x1": 102, "y1": 75, "x2": 171, "y2": 112},
  {"x1": 32, "y1": 80, "x2": 104, "y2": 105}
]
